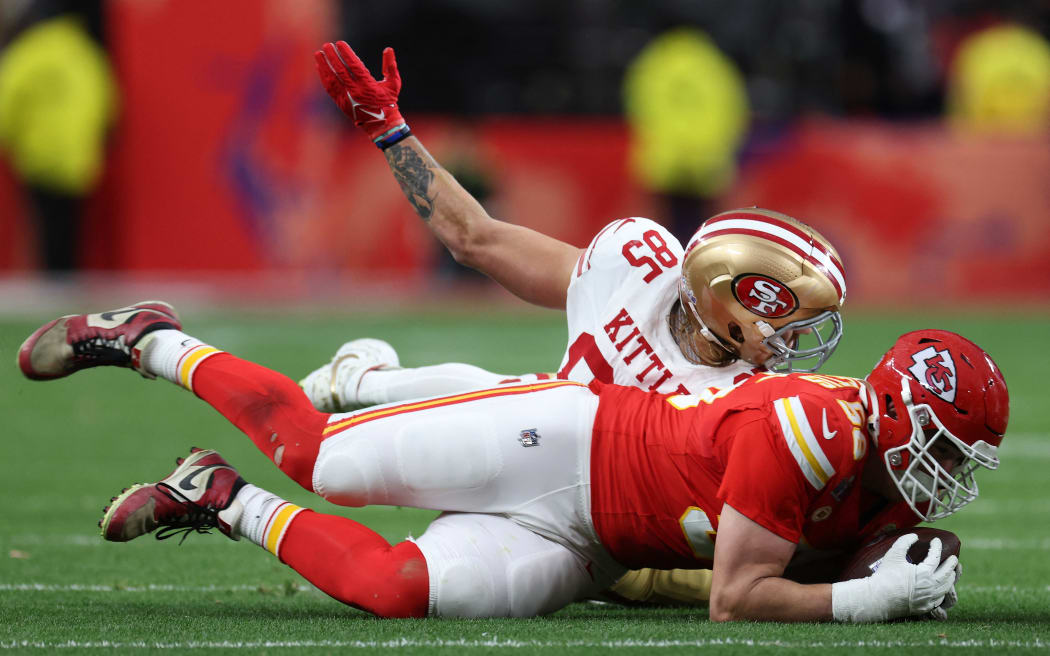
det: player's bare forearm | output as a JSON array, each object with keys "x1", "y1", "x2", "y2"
[
  {"x1": 710, "y1": 503, "x2": 833, "y2": 622},
  {"x1": 383, "y1": 136, "x2": 581, "y2": 309},
  {"x1": 383, "y1": 137, "x2": 483, "y2": 239},
  {"x1": 711, "y1": 574, "x2": 833, "y2": 622},
  {"x1": 384, "y1": 137, "x2": 438, "y2": 220}
]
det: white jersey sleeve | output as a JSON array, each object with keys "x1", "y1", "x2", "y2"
[{"x1": 559, "y1": 217, "x2": 756, "y2": 394}]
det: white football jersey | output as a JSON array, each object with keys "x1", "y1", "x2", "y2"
[{"x1": 558, "y1": 218, "x2": 756, "y2": 394}]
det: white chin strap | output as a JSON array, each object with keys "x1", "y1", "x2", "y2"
[{"x1": 678, "y1": 280, "x2": 737, "y2": 356}]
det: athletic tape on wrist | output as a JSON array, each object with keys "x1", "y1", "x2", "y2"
[{"x1": 375, "y1": 123, "x2": 412, "y2": 150}]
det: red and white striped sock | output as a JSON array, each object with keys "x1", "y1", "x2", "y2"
[
  {"x1": 225, "y1": 486, "x2": 429, "y2": 617},
  {"x1": 233, "y1": 483, "x2": 304, "y2": 555},
  {"x1": 139, "y1": 329, "x2": 223, "y2": 391}
]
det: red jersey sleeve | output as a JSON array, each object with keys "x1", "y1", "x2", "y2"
[
  {"x1": 717, "y1": 394, "x2": 856, "y2": 544},
  {"x1": 717, "y1": 414, "x2": 812, "y2": 543}
]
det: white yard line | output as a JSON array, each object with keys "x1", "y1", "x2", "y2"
[
  {"x1": 3, "y1": 583, "x2": 1048, "y2": 595},
  {"x1": 4, "y1": 535, "x2": 106, "y2": 547},
  {"x1": 7, "y1": 534, "x2": 1050, "y2": 549},
  {"x1": 966, "y1": 537, "x2": 1050, "y2": 550},
  {"x1": 962, "y1": 498, "x2": 1050, "y2": 515},
  {"x1": 1, "y1": 638, "x2": 1049, "y2": 649},
  {"x1": 0, "y1": 583, "x2": 319, "y2": 593},
  {"x1": 1000, "y1": 433, "x2": 1050, "y2": 459},
  {"x1": 965, "y1": 584, "x2": 1050, "y2": 593},
  {"x1": 2, "y1": 534, "x2": 225, "y2": 547}
]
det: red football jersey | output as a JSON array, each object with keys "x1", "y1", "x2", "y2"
[{"x1": 588, "y1": 373, "x2": 919, "y2": 570}]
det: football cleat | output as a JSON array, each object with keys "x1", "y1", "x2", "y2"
[
  {"x1": 299, "y1": 338, "x2": 400, "y2": 412},
  {"x1": 18, "y1": 300, "x2": 180, "y2": 380},
  {"x1": 99, "y1": 448, "x2": 246, "y2": 543}
]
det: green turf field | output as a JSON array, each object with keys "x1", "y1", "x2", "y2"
[{"x1": 2, "y1": 306, "x2": 1048, "y2": 654}]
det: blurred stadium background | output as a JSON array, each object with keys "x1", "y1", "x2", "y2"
[
  {"x1": 1, "y1": 0, "x2": 1049, "y2": 309},
  {"x1": 2, "y1": 0, "x2": 1049, "y2": 651}
]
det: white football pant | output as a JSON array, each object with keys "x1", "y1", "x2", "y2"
[{"x1": 312, "y1": 381, "x2": 625, "y2": 617}]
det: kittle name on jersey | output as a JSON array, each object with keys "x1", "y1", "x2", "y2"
[{"x1": 605, "y1": 308, "x2": 689, "y2": 394}]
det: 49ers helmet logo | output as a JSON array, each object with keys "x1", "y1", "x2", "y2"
[
  {"x1": 732, "y1": 274, "x2": 799, "y2": 318},
  {"x1": 907, "y1": 346, "x2": 958, "y2": 403}
]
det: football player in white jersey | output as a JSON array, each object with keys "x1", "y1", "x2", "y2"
[
  {"x1": 307, "y1": 41, "x2": 847, "y2": 605},
  {"x1": 305, "y1": 41, "x2": 848, "y2": 418}
]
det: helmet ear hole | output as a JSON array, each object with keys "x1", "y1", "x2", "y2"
[
  {"x1": 728, "y1": 323, "x2": 745, "y2": 344},
  {"x1": 884, "y1": 394, "x2": 898, "y2": 420}
]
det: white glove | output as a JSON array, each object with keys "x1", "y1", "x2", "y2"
[
  {"x1": 832, "y1": 533, "x2": 959, "y2": 623},
  {"x1": 927, "y1": 560, "x2": 961, "y2": 621}
]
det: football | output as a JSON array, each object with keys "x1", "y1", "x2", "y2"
[{"x1": 839, "y1": 527, "x2": 962, "y2": 581}]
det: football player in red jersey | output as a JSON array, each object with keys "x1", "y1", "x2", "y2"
[
  {"x1": 305, "y1": 41, "x2": 848, "y2": 606},
  {"x1": 299, "y1": 42, "x2": 847, "y2": 416},
  {"x1": 20, "y1": 297, "x2": 1006, "y2": 621}
]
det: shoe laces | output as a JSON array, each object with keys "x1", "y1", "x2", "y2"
[{"x1": 153, "y1": 482, "x2": 222, "y2": 544}]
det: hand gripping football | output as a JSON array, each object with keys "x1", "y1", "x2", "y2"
[{"x1": 839, "y1": 527, "x2": 961, "y2": 581}]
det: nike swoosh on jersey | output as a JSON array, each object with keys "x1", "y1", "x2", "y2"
[{"x1": 821, "y1": 409, "x2": 837, "y2": 440}]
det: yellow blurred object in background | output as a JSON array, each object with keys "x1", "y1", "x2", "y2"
[
  {"x1": 0, "y1": 15, "x2": 117, "y2": 193},
  {"x1": 947, "y1": 24, "x2": 1050, "y2": 134},
  {"x1": 623, "y1": 28, "x2": 749, "y2": 197}
]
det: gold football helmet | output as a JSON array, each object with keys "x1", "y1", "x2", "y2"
[{"x1": 678, "y1": 208, "x2": 845, "y2": 372}]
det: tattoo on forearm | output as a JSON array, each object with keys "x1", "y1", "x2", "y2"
[{"x1": 385, "y1": 143, "x2": 436, "y2": 221}]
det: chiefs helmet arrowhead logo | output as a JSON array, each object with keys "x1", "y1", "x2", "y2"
[{"x1": 907, "y1": 346, "x2": 958, "y2": 403}]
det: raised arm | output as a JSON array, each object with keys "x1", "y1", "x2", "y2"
[
  {"x1": 315, "y1": 42, "x2": 581, "y2": 310},
  {"x1": 710, "y1": 503, "x2": 958, "y2": 623}
]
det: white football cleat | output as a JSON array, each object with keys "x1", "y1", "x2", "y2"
[{"x1": 299, "y1": 338, "x2": 400, "y2": 412}]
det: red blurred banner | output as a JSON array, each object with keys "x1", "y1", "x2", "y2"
[
  {"x1": 0, "y1": 0, "x2": 1047, "y2": 306},
  {"x1": 724, "y1": 121, "x2": 1050, "y2": 305}
]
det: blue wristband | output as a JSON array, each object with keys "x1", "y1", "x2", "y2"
[{"x1": 374, "y1": 123, "x2": 412, "y2": 150}]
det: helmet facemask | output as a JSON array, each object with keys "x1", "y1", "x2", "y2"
[
  {"x1": 761, "y1": 310, "x2": 843, "y2": 373},
  {"x1": 884, "y1": 377, "x2": 1000, "y2": 522},
  {"x1": 678, "y1": 277, "x2": 843, "y2": 372}
]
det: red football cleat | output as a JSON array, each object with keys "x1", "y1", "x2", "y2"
[
  {"x1": 99, "y1": 448, "x2": 246, "y2": 543},
  {"x1": 18, "y1": 300, "x2": 181, "y2": 380}
]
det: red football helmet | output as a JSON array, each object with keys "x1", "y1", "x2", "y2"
[{"x1": 865, "y1": 330, "x2": 1009, "y2": 521}]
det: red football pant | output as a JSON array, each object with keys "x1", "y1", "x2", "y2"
[
  {"x1": 188, "y1": 353, "x2": 430, "y2": 617},
  {"x1": 190, "y1": 352, "x2": 326, "y2": 491},
  {"x1": 279, "y1": 510, "x2": 429, "y2": 618}
]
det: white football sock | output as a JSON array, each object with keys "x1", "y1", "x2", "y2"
[
  {"x1": 233, "y1": 483, "x2": 304, "y2": 555},
  {"x1": 138, "y1": 329, "x2": 222, "y2": 391},
  {"x1": 356, "y1": 363, "x2": 522, "y2": 405}
]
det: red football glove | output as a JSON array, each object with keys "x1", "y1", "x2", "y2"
[{"x1": 315, "y1": 41, "x2": 410, "y2": 149}]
